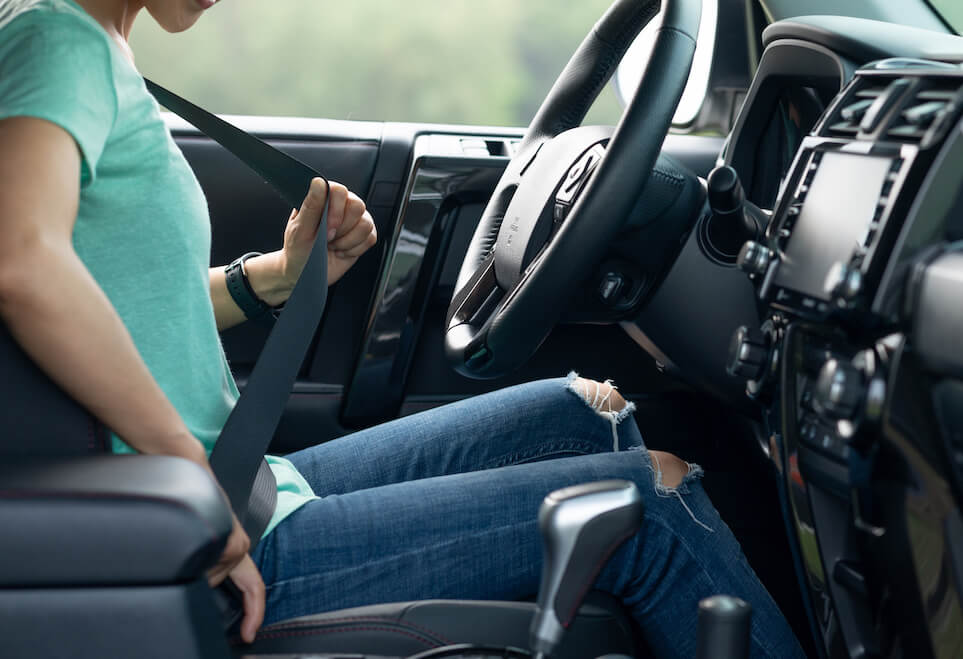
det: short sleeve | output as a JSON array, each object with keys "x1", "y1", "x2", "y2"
[{"x1": 0, "y1": 11, "x2": 118, "y2": 186}]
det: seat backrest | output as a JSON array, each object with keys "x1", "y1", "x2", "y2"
[{"x1": 0, "y1": 324, "x2": 107, "y2": 456}]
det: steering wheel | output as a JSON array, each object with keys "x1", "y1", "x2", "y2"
[{"x1": 445, "y1": 0, "x2": 702, "y2": 378}]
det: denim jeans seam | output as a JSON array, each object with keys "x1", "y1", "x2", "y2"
[
  {"x1": 645, "y1": 514, "x2": 781, "y2": 659},
  {"x1": 480, "y1": 440, "x2": 602, "y2": 471},
  {"x1": 263, "y1": 517, "x2": 536, "y2": 594}
]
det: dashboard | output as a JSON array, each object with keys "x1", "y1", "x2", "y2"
[{"x1": 715, "y1": 15, "x2": 963, "y2": 659}]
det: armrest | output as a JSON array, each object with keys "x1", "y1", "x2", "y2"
[{"x1": 0, "y1": 455, "x2": 232, "y2": 587}]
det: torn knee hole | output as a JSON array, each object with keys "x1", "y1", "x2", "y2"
[
  {"x1": 565, "y1": 372, "x2": 637, "y2": 452},
  {"x1": 572, "y1": 377, "x2": 627, "y2": 413},
  {"x1": 650, "y1": 450, "x2": 689, "y2": 489}
]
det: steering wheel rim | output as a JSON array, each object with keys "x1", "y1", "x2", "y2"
[{"x1": 446, "y1": 0, "x2": 702, "y2": 379}]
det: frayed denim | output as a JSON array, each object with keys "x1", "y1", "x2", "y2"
[{"x1": 253, "y1": 377, "x2": 804, "y2": 659}]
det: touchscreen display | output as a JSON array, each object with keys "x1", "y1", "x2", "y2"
[{"x1": 774, "y1": 152, "x2": 892, "y2": 300}]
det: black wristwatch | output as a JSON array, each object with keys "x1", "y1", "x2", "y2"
[{"x1": 224, "y1": 252, "x2": 277, "y2": 326}]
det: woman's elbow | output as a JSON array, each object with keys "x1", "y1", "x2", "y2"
[{"x1": 0, "y1": 233, "x2": 66, "y2": 312}]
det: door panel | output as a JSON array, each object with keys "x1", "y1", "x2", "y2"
[
  {"x1": 175, "y1": 126, "x2": 384, "y2": 370},
  {"x1": 178, "y1": 120, "x2": 719, "y2": 452}
]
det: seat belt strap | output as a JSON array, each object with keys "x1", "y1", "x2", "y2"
[{"x1": 145, "y1": 79, "x2": 329, "y2": 543}]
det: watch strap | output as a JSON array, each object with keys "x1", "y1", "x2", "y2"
[{"x1": 225, "y1": 252, "x2": 276, "y2": 325}]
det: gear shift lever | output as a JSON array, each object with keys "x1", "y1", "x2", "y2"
[
  {"x1": 529, "y1": 480, "x2": 644, "y2": 659},
  {"x1": 696, "y1": 595, "x2": 752, "y2": 659}
]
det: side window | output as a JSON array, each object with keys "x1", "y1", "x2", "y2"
[
  {"x1": 613, "y1": 0, "x2": 719, "y2": 128},
  {"x1": 927, "y1": 0, "x2": 963, "y2": 33},
  {"x1": 130, "y1": 0, "x2": 625, "y2": 126}
]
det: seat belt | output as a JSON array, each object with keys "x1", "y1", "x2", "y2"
[{"x1": 145, "y1": 80, "x2": 329, "y2": 544}]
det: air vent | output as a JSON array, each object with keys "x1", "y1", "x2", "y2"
[
  {"x1": 824, "y1": 81, "x2": 889, "y2": 137},
  {"x1": 886, "y1": 81, "x2": 963, "y2": 144}
]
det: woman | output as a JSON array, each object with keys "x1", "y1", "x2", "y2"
[{"x1": 0, "y1": 1, "x2": 804, "y2": 657}]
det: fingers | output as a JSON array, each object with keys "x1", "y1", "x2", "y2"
[
  {"x1": 330, "y1": 209, "x2": 377, "y2": 257},
  {"x1": 289, "y1": 180, "x2": 377, "y2": 288},
  {"x1": 297, "y1": 177, "x2": 329, "y2": 229},
  {"x1": 232, "y1": 556, "x2": 266, "y2": 644},
  {"x1": 206, "y1": 515, "x2": 251, "y2": 587},
  {"x1": 324, "y1": 181, "x2": 349, "y2": 239},
  {"x1": 331, "y1": 190, "x2": 364, "y2": 237}
]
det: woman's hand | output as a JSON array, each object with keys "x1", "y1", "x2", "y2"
[
  {"x1": 228, "y1": 554, "x2": 266, "y2": 644},
  {"x1": 210, "y1": 178, "x2": 377, "y2": 327},
  {"x1": 280, "y1": 178, "x2": 378, "y2": 289},
  {"x1": 206, "y1": 512, "x2": 252, "y2": 587},
  {"x1": 206, "y1": 512, "x2": 265, "y2": 644}
]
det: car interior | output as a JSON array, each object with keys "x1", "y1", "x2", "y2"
[{"x1": 2, "y1": 0, "x2": 963, "y2": 657}]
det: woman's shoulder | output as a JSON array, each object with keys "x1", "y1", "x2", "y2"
[
  {"x1": 1, "y1": 0, "x2": 110, "y2": 51},
  {"x1": 0, "y1": 0, "x2": 119, "y2": 182},
  {"x1": 0, "y1": 0, "x2": 115, "y2": 87}
]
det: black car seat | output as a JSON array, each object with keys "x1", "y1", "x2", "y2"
[
  {"x1": 0, "y1": 0, "x2": 702, "y2": 654},
  {"x1": 0, "y1": 456, "x2": 638, "y2": 659}
]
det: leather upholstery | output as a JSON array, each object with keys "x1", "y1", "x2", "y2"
[
  {"x1": 233, "y1": 594, "x2": 639, "y2": 659},
  {"x1": 0, "y1": 455, "x2": 232, "y2": 586}
]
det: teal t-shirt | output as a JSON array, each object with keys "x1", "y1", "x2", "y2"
[{"x1": 0, "y1": 0, "x2": 317, "y2": 537}]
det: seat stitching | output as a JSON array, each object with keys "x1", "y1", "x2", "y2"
[
  {"x1": 0, "y1": 490, "x2": 218, "y2": 541},
  {"x1": 233, "y1": 625, "x2": 445, "y2": 648},
  {"x1": 259, "y1": 616, "x2": 453, "y2": 644}
]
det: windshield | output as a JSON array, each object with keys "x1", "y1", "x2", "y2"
[{"x1": 928, "y1": 0, "x2": 963, "y2": 33}]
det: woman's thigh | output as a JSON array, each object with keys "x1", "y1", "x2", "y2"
[
  {"x1": 285, "y1": 374, "x2": 643, "y2": 496},
  {"x1": 254, "y1": 448, "x2": 801, "y2": 659}
]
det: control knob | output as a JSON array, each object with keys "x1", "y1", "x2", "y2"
[
  {"x1": 726, "y1": 326, "x2": 770, "y2": 382},
  {"x1": 813, "y1": 358, "x2": 865, "y2": 421},
  {"x1": 828, "y1": 261, "x2": 863, "y2": 302},
  {"x1": 737, "y1": 240, "x2": 772, "y2": 277}
]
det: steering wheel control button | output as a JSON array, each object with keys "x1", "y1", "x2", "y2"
[
  {"x1": 555, "y1": 144, "x2": 605, "y2": 206},
  {"x1": 553, "y1": 203, "x2": 568, "y2": 223},
  {"x1": 493, "y1": 128, "x2": 612, "y2": 293},
  {"x1": 726, "y1": 326, "x2": 770, "y2": 382},
  {"x1": 598, "y1": 272, "x2": 626, "y2": 305},
  {"x1": 813, "y1": 358, "x2": 865, "y2": 422}
]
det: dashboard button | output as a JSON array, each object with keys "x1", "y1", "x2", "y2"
[
  {"x1": 726, "y1": 326, "x2": 770, "y2": 382},
  {"x1": 814, "y1": 358, "x2": 865, "y2": 421},
  {"x1": 737, "y1": 241, "x2": 772, "y2": 276},
  {"x1": 828, "y1": 261, "x2": 863, "y2": 302},
  {"x1": 597, "y1": 272, "x2": 626, "y2": 305}
]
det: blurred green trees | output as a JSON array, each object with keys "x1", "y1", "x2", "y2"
[
  {"x1": 929, "y1": 0, "x2": 963, "y2": 33},
  {"x1": 131, "y1": 0, "x2": 623, "y2": 126}
]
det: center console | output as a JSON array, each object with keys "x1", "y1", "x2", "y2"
[{"x1": 727, "y1": 60, "x2": 963, "y2": 658}]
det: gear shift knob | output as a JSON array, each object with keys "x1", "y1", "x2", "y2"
[
  {"x1": 696, "y1": 595, "x2": 752, "y2": 659},
  {"x1": 529, "y1": 480, "x2": 644, "y2": 659}
]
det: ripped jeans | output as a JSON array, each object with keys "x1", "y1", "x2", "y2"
[{"x1": 252, "y1": 376, "x2": 805, "y2": 659}]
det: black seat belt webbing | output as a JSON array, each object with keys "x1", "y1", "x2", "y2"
[{"x1": 145, "y1": 80, "x2": 328, "y2": 543}]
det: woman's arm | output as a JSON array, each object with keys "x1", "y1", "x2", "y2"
[
  {"x1": 0, "y1": 117, "x2": 207, "y2": 461},
  {"x1": 0, "y1": 116, "x2": 250, "y2": 584},
  {"x1": 210, "y1": 180, "x2": 377, "y2": 331}
]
